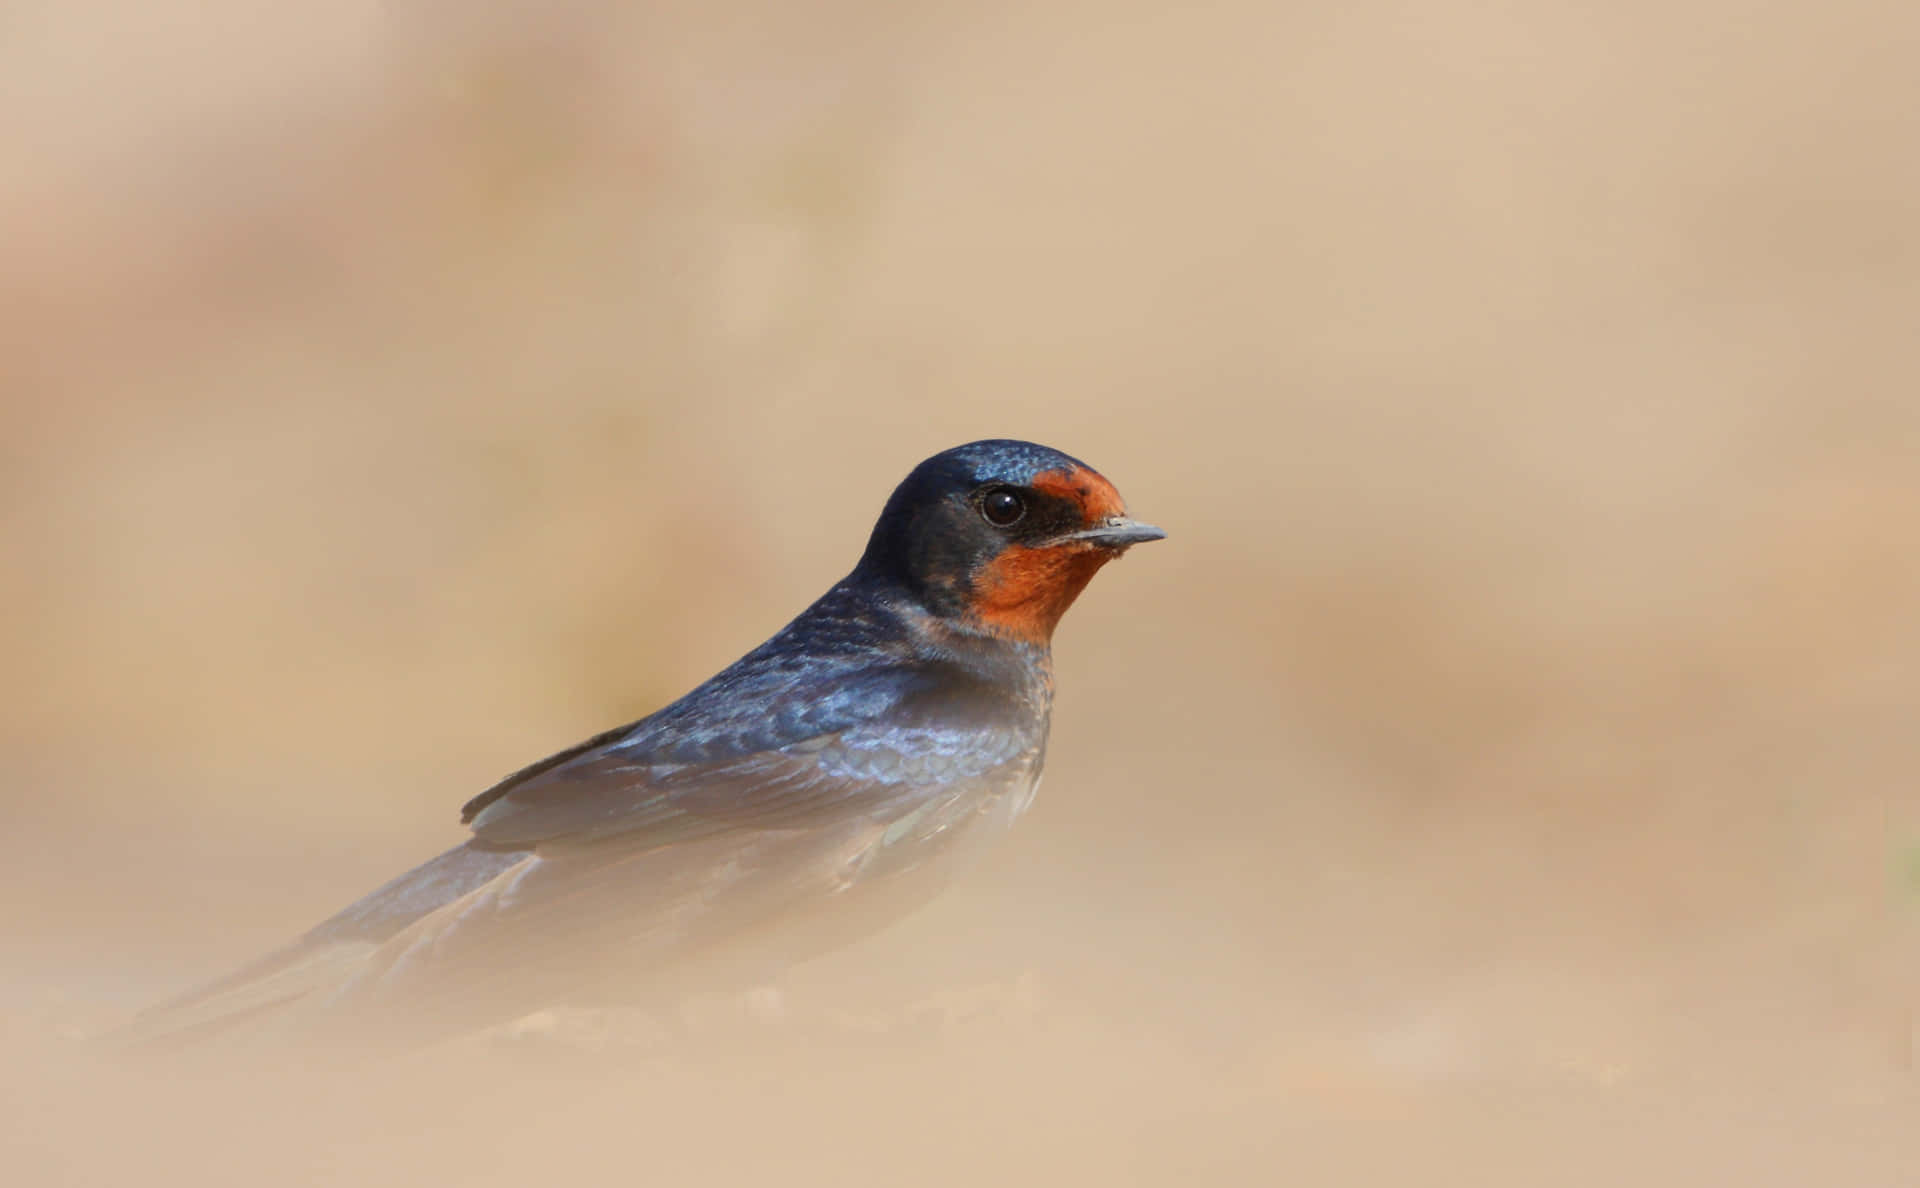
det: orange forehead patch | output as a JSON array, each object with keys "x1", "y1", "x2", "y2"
[
  {"x1": 968, "y1": 541, "x2": 1116, "y2": 645},
  {"x1": 1030, "y1": 466, "x2": 1126, "y2": 526}
]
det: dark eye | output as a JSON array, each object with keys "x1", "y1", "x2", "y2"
[{"x1": 980, "y1": 488, "x2": 1026, "y2": 527}]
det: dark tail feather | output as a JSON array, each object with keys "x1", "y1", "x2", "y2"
[{"x1": 112, "y1": 841, "x2": 526, "y2": 1051}]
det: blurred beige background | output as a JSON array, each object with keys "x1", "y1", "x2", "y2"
[{"x1": 4, "y1": 1, "x2": 1918, "y2": 1183}]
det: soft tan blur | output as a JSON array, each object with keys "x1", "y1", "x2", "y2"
[{"x1": 4, "y1": 1, "x2": 1917, "y2": 1183}]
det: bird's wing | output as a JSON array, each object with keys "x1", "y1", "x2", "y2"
[
  {"x1": 459, "y1": 660, "x2": 1035, "y2": 849},
  {"x1": 120, "y1": 662, "x2": 1041, "y2": 1048},
  {"x1": 127, "y1": 725, "x2": 1040, "y2": 1049}
]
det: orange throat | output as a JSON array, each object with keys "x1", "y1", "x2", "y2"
[
  {"x1": 964, "y1": 463, "x2": 1134, "y2": 645},
  {"x1": 967, "y1": 543, "x2": 1116, "y2": 645}
]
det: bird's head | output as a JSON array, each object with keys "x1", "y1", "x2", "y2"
[{"x1": 856, "y1": 439, "x2": 1164, "y2": 646}]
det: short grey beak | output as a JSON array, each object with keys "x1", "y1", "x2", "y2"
[{"x1": 1056, "y1": 516, "x2": 1167, "y2": 550}]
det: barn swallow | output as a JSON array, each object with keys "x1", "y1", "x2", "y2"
[{"x1": 130, "y1": 439, "x2": 1162, "y2": 1049}]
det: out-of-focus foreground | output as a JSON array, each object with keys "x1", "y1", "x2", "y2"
[{"x1": 4, "y1": 2, "x2": 1918, "y2": 1183}]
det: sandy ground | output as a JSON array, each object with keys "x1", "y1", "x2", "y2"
[{"x1": 4, "y1": 1, "x2": 1918, "y2": 1183}]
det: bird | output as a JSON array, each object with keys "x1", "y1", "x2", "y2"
[{"x1": 125, "y1": 439, "x2": 1163, "y2": 1051}]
